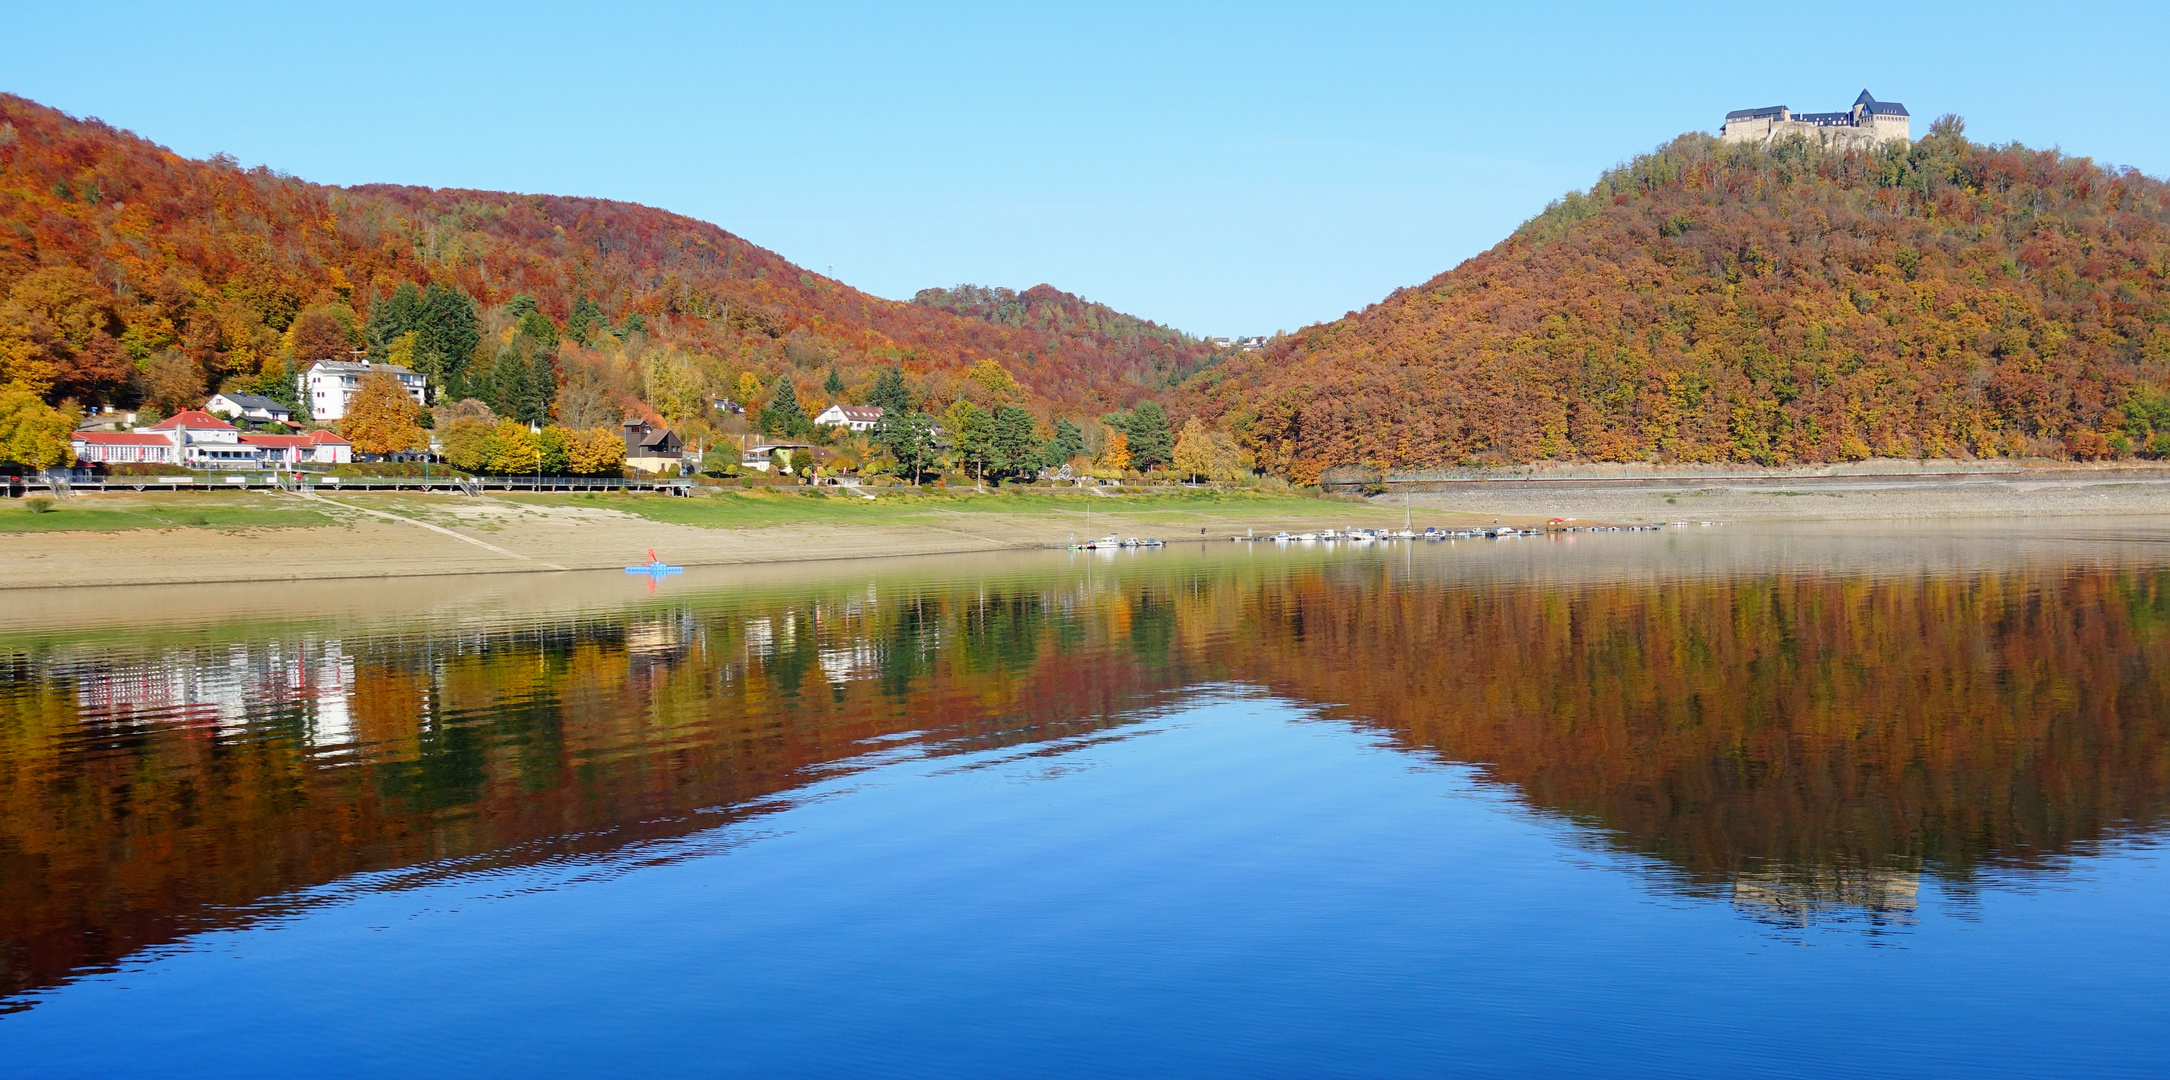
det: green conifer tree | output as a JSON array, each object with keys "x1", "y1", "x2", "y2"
[
  {"x1": 1048, "y1": 417, "x2": 1085, "y2": 465},
  {"x1": 762, "y1": 377, "x2": 812, "y2": 437}
]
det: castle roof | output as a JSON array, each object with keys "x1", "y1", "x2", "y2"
[
  {"x1": 1726, "y1": 92, "x2": 1908, "y2": 126},
  {"x1": 1853, "y1": 89, "x2": 1908, "y2": 116}
]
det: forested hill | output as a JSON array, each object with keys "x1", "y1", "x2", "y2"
[
  {"x1": 913, "y1": 283, "x2": 1226, "y2": 390},
  {"x1": 0, "y1": 93, "x2": 1175, "y2": 421},
  {"x1": 1183, "y1": 118, "x2": 2170, "y2": 482}
]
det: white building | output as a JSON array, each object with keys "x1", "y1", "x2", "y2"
[
  {"x1": 299, "y1": 359, "x2": 427, "y2": 422},
  {"x1": 813, "y1": 404, "x2": 883, "y2": 432},
  {"x1": 146, "y1": 410, "x2": 265, "y2": 469}
]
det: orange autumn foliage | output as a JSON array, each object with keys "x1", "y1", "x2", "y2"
[
  {"x1": 0, "y1": 94, "x2": 1206, "y2": 417},
  {"x1": 1185, "y1": 120, "x2": 2170, "y2": 480}
]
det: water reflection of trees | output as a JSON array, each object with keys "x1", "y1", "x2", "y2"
[
  {"x1": 1232, "y1": 561, "x2": 2170, "y2": 905},
  {"x1": 4, "y1": 554, "x2": 2168, "y2": 1001}
]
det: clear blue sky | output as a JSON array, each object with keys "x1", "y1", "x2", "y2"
[{"x1": 7, "y1": 1, "x2": 2166, "y2": 336}]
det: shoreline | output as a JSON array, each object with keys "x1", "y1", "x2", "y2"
[{"x1": 4, "y1": 468, "x2": 2169, "y2": 591}]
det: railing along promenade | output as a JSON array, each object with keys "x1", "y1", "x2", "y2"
[{"x1": 6, "y1": 471, "x2": 693, "y2": 496}]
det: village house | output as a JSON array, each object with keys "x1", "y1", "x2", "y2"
[
  {"x1": 299, "y1": 359, "x2": 428, "y2": 422},
  {"x1": 813, "y1": 404, "x2": 884, "y2": 432},
  {"x1": 622, "y1": 417, "x2": 686, "y2": 474},
  {"x1": 205, "y1": 392, "x2": 294, "y2": 425},
  {"x1": 738, "y1": 440, "x2": 817, "y2": 473}
]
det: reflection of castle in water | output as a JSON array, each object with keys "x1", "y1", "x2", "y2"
[{"x1": 1730, "y1": 867, "x2": 1921, "y2": 928}]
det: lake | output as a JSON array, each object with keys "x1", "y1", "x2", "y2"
[{"x1": 3, "y1": 521, "x2": 2168, "y2": 1078}]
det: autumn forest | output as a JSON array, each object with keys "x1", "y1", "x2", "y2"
[{"x1": 6, "y1": 92, "x2": 2170, "y2": 480}]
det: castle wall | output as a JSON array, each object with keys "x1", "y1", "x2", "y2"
[{"x1": 1720, "y1": 117, "x2": 1906, "y2": 148}]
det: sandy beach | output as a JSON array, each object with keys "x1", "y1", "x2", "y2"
[{"x1": 5, "y1": 466, "x2": 2169, "y2": 590}]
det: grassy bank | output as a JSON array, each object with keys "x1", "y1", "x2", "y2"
[
  {"x1": 0, "y1": 492, "x2": 342, "y2": 533},
  {"x1": 0, "y1": 487, "x2": 1385, "y2": 537}
]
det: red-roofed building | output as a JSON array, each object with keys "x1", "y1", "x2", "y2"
[
  {"x1": 146, "y1": 409, "x2": 236, "y2": 432},
  {"x1": 240, "y1": 429, "x2": 352, "y2": 466},
  {"x1": 72, "y1": 431, "x2": 180, "y2": 465}
]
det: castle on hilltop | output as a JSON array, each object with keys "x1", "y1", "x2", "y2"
[{"x1": 1720, "y1": 90, "x2": 1909, "y2": 147}]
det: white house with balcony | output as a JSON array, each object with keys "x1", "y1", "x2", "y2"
[{"x1": 299, "y1": 359, "x2": 427, "y2": 422}]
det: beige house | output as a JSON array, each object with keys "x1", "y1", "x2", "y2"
[{"x1": 623, "y1": 417, "x2": 685, "y2": 474}]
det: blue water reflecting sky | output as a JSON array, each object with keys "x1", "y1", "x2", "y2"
[{"x1": 7, "y1": 692, "x2": 2165, "y2": 1078}]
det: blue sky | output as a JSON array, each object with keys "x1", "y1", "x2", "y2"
[{"x1": 7, "y1": 1, "x2": 2166, "y2": 336}]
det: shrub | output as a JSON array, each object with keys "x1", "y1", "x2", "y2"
[{"x1": 25, "y1": 497, "x2": 54, "y2": 514}]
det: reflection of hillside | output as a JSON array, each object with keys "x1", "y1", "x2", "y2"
[
  {"x1": 0, "y1": 583, "x2": 1212, "y2": 1004},
  {"x1": 1228, "y1": 560, "x2": 2170, "y2": 896},
  {"x1": 4, "y1": 536, "x2": 2170, "y2": 1002}
]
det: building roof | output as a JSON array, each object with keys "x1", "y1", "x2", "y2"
[
  {"x1": 239, "y1": 431, "x2": 351, "y2": 448},
  {"x1": 73, "y1": 431, "x2": 175, "y2": 446},
  {"x1": 210, "y1": 392, "x2": 290, "y2": 412},
  {"x1": 306, "y1": 359, "x2": 421, "y2": 378},
  {"x1": 1854, "y1": 89, "x2": 1908, "y2": 116},
  {"x1": 621, "y1": 418, "x2": 681, "y2": 453},
  {"x1": 1727, "y1": 92, "x2": 1908, "y2": 125},
  {"x1": 821, "y1": 405, "x2": 885, "y2": 422},
  {"x1": 147, "y1": 410, "x2": 235, "y2": 431}
]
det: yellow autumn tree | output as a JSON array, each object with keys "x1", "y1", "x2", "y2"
[
  {"x1": 1172, "y1": 417, "x2": 1215, "y2": 481},
  {"x1": 567, "y1": 426, "x2": 626, "y2": 476},
  {"x1": 339, "y1": 371, "x2": 426, "y2": 456},
  {"x1": 1099, "y1": 429, "x2": 1130, "y2": 472},
  {"x1": 483, "y1": 420, "x2": 539, "y2": 474},
  {"x1": 965, "y1": 358, "x2": 1020, "y2": 402},
  {"x1": 0, "y1": 385, "x2": 78, "y2": 468}
]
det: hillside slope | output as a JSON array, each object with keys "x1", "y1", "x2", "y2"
[
  {"x1": 913, "y1": 283, "x2": 1226, "y2": 392},
  {"x1": 0, "y1": 94, "x2": 1180, "y2": 419},
  {"x1": 1184, "y1": 119, "x2": 2170, "y2": 481}
]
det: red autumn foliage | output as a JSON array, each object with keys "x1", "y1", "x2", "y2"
[
  {"x1": 0, "y1": 94, "x2": 1204, "y2": 416},
  {"x1": 1184, "y1": 121, "x2": 2170, "y2": 481}
]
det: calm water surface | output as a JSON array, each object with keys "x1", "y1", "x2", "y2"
[{"x1": 3, "y1": 521, "x2": 2169, "y2": 1077}]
